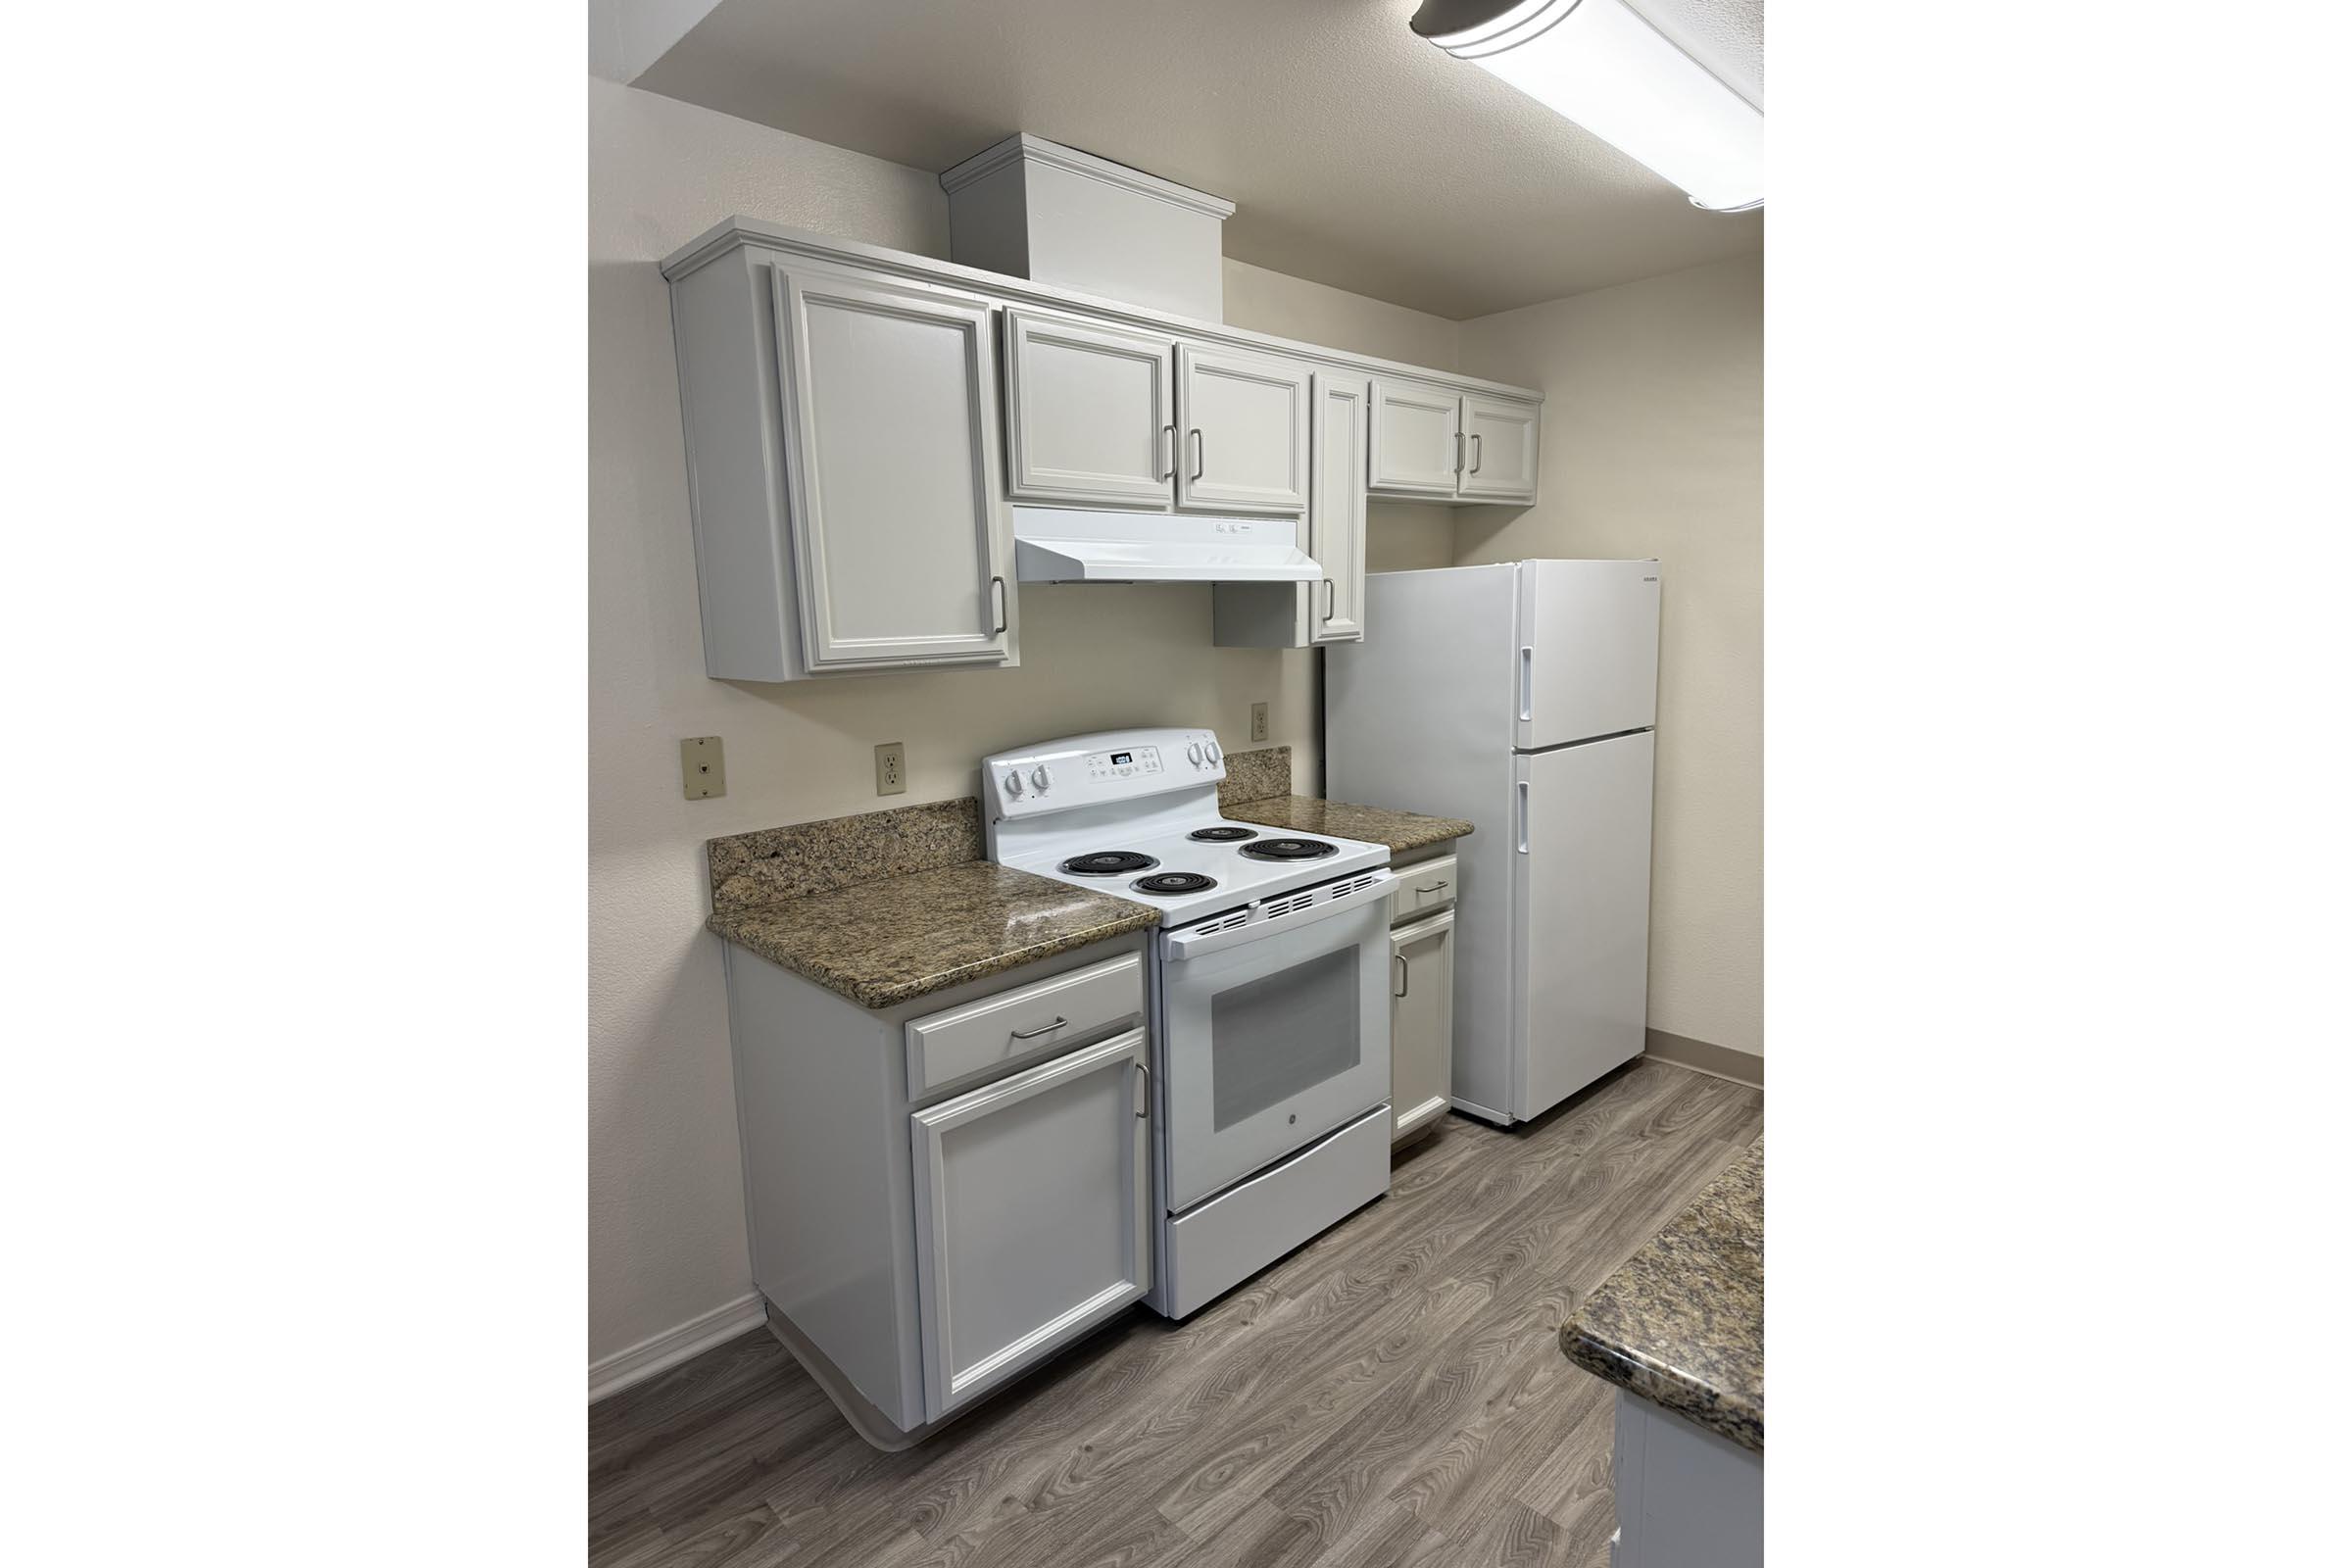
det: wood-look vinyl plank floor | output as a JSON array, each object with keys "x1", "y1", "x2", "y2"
[{"x1": 589, "y1": 1060, "x2": 1761, "y2": 1568}]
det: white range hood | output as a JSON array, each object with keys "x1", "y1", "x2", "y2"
[{"x1": 1012, "y1": 507, "x2": 1322, "y2": 584}]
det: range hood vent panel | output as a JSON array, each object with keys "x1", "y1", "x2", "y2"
[{"x1": 1011, "y1": 507, "x2": 1322, "y2": 584}]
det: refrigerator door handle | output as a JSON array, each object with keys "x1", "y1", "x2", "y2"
[
  {"x1": 1517, "y1": 779, "x2": 1531, "y2": 854},
  {"x1": 1518, "y1": 646, "x2": 1533, "y2": 724}
]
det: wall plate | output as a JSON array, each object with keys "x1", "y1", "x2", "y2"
[
  {"x1": 1250, "y1": 702, "x2": 1269, "y2": 743},
  {"x1": 681, "y1": 737, "x2": 725, "y2": 800},
  {"x1": 876, "y1": 741, "x2": 906, "y2": 796}
]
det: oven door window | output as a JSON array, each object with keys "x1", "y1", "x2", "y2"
[{"x1": 1211, "y1": 949, "x2": 1360, "y2": 1130}]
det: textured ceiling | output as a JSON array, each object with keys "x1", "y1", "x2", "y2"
[{"x1": 632, "y1": 0, "x2": 1764, "y2": 319}]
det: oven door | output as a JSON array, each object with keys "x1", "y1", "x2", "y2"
[{"x1": 1158, "y1": 872, "x2": 1395, "y2": 1211}]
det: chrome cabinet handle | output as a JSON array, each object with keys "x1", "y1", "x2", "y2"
[
  {"x1": 1321, "y1": 577, "x2": 1335, "y2": 621},
  {"x1": 1416, "y1": 880, "x2": 1450, "y2": 894},
  {"x1": 1394, "y1": 953, "x2": 1410, "y2": 999},
  {"x1": 1452, "y1": 429, "x2": 1464, "y2": 475},
  {"x1": 1158, "y1": 422, "x2": 1176, "y2": 481},
  {"x1": 1135, "y1": 1060, "x2": 1151, "y2": 1120},
  {"x1": 1470, "y1": 432, "x2": 1483, "y2": 474},
  {"x1": 989, "y1": 575, "x2": 1009, "y2": 636},
  {"x1": 1008, "y1": 1014, "x2": 1066, "y2": 1041},
  {"x1": 1190, "y1": 427, "x2": 1204, "y2": 481}
]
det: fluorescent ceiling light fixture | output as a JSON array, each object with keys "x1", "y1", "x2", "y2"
[{"x1": 1412, "y1": 0, "x2": 1763, "y2": 212}]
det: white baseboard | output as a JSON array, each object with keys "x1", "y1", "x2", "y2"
[{"x1": 589, "y1": 1292, "x2": 766, "y2": 1403}]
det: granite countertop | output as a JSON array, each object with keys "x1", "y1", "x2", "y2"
[
  {"x1": 1561, "y1": 1140, "x2": 1764, "y2": 1450},
  {"x1": 1225, "y1": 795, "x2": 1474, "y2": 856},
  {"x1": 706, "y1": 860, "x2": 1160, "y2": 1010}
]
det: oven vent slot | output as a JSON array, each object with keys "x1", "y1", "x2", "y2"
[
  {"x1": 1259, "y1": 888, "x2": 1318, "y2": 921},
  {"x1": 1187, "y1": 910, "x2": 1252, "y2": 938},
  {"x1": 1257, "y1": 871, "x2": 1382, "y2": 924}
]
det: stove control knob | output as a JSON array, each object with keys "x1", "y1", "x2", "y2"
[
  {"x1": 1187, "y1": 742, "x2": 1203, "y2": 766},
  {"x1": 1205, "y1": 742, "x2": 1222, "y2": 765},
  {"x1": 1031, "y1": 765, "x2": 1052, "y2": 793},
  {"x1": 1003, "y1": 769, "x2": 1023, "y2": 797}
]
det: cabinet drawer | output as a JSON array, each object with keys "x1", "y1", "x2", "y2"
[
  {"x1": 906, "y1": 952, "x2": 1145, "y2": 1098},
  {"x1": 1389, "y1": 854, "x2": 1458, "y2": 924}
]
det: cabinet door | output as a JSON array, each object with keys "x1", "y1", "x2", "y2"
[
  {"x1": 1175, "y1": 343, "x2": 1310, "y2": 514},
  {"x1": 1390, "y1": 911, "x2": 1455, "y2": 1144},
  {"x1": 773, "y1": 271, "x2": 1014, "y2": 670},
  {"x1": 909, "y1": 1029, "x2": 1151, "y2": 1423},
  {"x1": 1308, "y1": 371, "x2": 1369, "y2": 643},
  {"x1": 1459, "y1": 394, "x2": 1541, "y2": 503},
  {"x1": 1368, "y1": 377, "x2": 1462, "y2": 497},
  {"x1": 1003, "y1": 312, "x2": 1176, "y2": 510}
]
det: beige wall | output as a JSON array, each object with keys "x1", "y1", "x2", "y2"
[
  {"x1": 590, "y1": 78, "x2": 1469, "y2": 1367},
  {"x1": 1454, "y1": 255, "x2": 1764, "y2": 1058}
]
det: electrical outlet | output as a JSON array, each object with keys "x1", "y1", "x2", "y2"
[
  {"x1": 1250, "y1": 702, "x2": 1269, "y2": 743},
  {"x1": 680, "y1": 737, "x2": 725, "y2": 801},
  {"x1": 875, "y1": 741, "x2": 906, "y2": 796}
]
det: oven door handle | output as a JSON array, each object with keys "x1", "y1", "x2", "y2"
[{"x1": 1161, "y1": 870, "x2": 1396, "y2": 961}]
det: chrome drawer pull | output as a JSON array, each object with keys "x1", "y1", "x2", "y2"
[
  {"x1": 1416, "y1": 880, "x2": 1450, "y2": 894},
  {"x1": 1008, "y1": 1015, "x2": 1067, "y2": 1041}
]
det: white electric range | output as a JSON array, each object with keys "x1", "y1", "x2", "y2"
[{"x1": 983, "y1": 727, "x2": 1396, "y2": 1318}]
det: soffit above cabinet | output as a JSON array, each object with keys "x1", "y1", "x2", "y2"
[{"x1": 626, "y1": 0, "x2": 1763, "y2": 318}]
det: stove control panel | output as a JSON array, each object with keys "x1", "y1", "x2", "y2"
[
  {"x1": 984, "y1": 728, "x2": 1225, "y2": 818},
  {"x1": 1086, "y1": 745, "x2": 1161, "y2": 783}
]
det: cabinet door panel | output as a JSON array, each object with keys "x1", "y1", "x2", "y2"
[
  {"x1": 1309, "y1": 371, "x2": 1369, "y2": 643},
  {"x1": 1004, "y1": 312, "x2": 1175, "y2": 509},
  {"x1": 776, "y1": 271, "x2": 1012, "y2": 669},
  {"x1": 1176, "y1": 344, "x2": 1310, "y2": 514},
  {"x1": 1391, "y1": 911, "x2": 1455, "y2": 1144},
  {"x1": 1368, "y1": 378, "x2": 1462, "y2": 497},
  {"x1": 910, "y1": 1029, "x2": 1151, "y2": 1422},
  {"x1": 1460, "y1": 394, "x2": 1541, "y2": 503}
]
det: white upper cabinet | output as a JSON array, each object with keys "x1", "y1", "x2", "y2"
[
  {"x1": 1003, "y1": 311, "x2": 1175, "y2": 510},
  {"x1": 1309, "y1": 371, "x2": 1369, "y2": 642},
  {"x1": 1459, "y1": 393, "x2": 1542, "y2": 503},
  {"x1": 663, "y1": 221, "x2": 1542, "y2": 681},
  {"x1": 774, "y1": 270, "x2": 1015, "y2": 671},
  {"x1": 1176, "y1": 344, "x2": 1311, "y2": 514},
  {"x1": 1370, "y1": 378, "x2": 1542, "y2": 505},
  {"x1": 1209, "y1": 368, "x2": 1367, "y2": 649},
  {"x1": 1368, "y1": 377, "x2": 1463, "y2": 497}
]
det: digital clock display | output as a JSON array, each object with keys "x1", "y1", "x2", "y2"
[{"x1": 1109, "y1": 752, "x2": 1132, "y2": 764}]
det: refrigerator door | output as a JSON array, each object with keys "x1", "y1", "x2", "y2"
[
  {"x1": 1515, "y1": 561, "x2": 1662, "y2": 750},
  {"x1": 1327, "y1": 564, "x2": 1525, "y2": 1120},
  {"x1": 1512, "y1": 731, "x2": 1655, "y2": 1119}
]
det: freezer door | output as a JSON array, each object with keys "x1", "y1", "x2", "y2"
[
  {"x1": 1515, "y1": 561, "x2": 1661, "y2": 750},
  {"x1": 1512, "y1": 731, "x2": 1654, "y2": 1119}
]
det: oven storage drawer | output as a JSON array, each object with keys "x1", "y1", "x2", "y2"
[
  {"x1": 906, "y1": 952, "x2": 1145, "y2": 1098},
  {"x1": 1389, "y1": 854, "x2": 1457, "y2": 925},
  {"x1": 1158, "y1": 1104, "x2": 1390, "y2": 1318}
]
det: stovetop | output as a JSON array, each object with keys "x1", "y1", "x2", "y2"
[
  {"x1": 982, "y1": 726, "x2": 1392, "y2": 926},
  {"x1": 1004, "y1": 817, "x2": 1390, "y2": 926}
]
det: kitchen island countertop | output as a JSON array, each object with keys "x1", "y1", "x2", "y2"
[{"x1": 1561, "y1": 1138, "x2": 1764, "y2": 1450}]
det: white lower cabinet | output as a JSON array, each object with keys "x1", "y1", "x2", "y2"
[
  {"x1": 1390, "y1": 909, "x2": 1456, "y2": 1146},
  {"x1": 1609, "y1": 1390, "x2": 1763, "y2": 1568},
  {"x1": 909, "y1": 1028, "x2": 1152, "y2": 1423}
]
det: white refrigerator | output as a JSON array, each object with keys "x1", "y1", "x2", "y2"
[{"x1": 1326, "y1": 561, "x2": 1661, "y2": 1125}]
